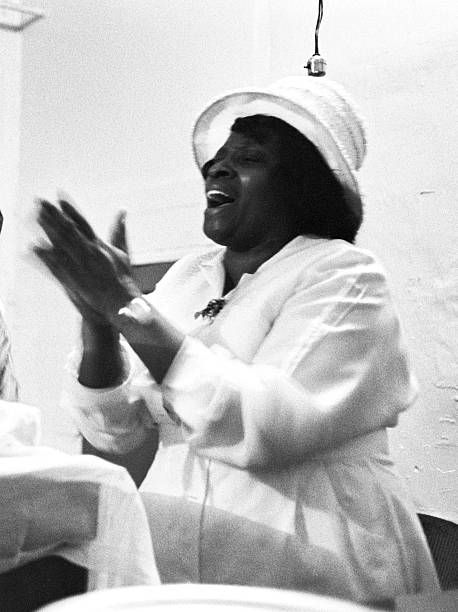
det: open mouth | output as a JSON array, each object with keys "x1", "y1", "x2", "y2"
[{"x1": 206, "y1": 189, "x2": 235, "y2": 208}]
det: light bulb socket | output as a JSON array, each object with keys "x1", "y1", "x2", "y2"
[{"x1": 305, "y1": 53, "x2": 327, "y2": 77}]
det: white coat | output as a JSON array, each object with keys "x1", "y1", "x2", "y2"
[{"x1": 63, "y1": 236, "x2": 439, "y2": 604}]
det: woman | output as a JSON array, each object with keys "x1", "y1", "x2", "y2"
[{"x1": 34, "y1": 77, "x2": 438, "y2": 604}]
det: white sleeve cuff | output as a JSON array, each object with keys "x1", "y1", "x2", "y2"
[{"x1": 61, "y1": 345, "x2": 155, "y2": 454}]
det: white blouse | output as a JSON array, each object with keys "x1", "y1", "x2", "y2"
[{"x1": 63, "y1": 236, "x2": 439, "y2": 604}]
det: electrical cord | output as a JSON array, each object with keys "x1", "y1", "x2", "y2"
[
  {"x1": 306, "y1": 0, "x2": 326, "y2": 76},
  {"x1": 314, "y1": 0, "x2": 324, "y2": 55}
]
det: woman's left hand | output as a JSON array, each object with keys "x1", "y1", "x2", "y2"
[{"x1": 34, "y1": 197, "x2": 141, "y2": 321}]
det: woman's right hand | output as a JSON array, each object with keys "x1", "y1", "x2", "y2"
[
  {"x1": 70, "y1": 205, "x2": 131, "y2": 328},
  {"x1": 33, "y1": 194, "x2": 132, "y2": 388},
  {"x1": 34, "y1": 192, "x2": 139, "y2": 324},
  {"x1": 66, "y1": 201, "x2": 130, "y2": 388},
  {"x1": 38, "y1": 194, "x2": 131, "y2": 328},
  {"x1": 59, "y1": 200, "x2": 131, "y2": 379}
]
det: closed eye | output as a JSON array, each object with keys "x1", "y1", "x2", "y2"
[
  {"x1": 240, "y1": 156, "x2": 261, "y2": 163},
  {"x1": 235, "y1": 150, "x2": 265, "y2": 164},
  {"x1": 201, "y1": 149, "x2": 265, "y2": 177}
]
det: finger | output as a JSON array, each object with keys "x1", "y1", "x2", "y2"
[
  {"x1": 36, "y1": 200, "x2": 66, "y2": 242},
  {"x1": 34, "y1": 245, "x2": 102, "y2": 318},
  {"x1": 35, "y1": 197, "x2": 54, "y2": 216},
  {"x1": 36, "y1": 198, "x2": 70, "y2": 235},
  {"x1": 38, "y1": 198, "x2": 84, "y2": 245},
  {"x1": 36, "y1": 199, "x2": 70, "y2": 247},
  {"x1": 34, "y1": 246, "x2": 94, "y2": 314},
  {"x1": 109, "y1": 210, "x2": 128, "y2": 253},
  {"x1": 34, "y1": 244, "x2": 74, "y2": 277},
  {"x1": 34, "y1": 230, "x2": 88, "y2": 293},
  {"x1": 33, "y1": 245, "x2": 73, "y2": 286},
  {"x1": 36, "y1": 199, "x2": 93, "y2": 265},
  {"x1": 58, "y1": 194, "x2": 97, "y2": 241}
]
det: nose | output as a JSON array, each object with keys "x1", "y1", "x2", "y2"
[{"x1": 206, "y1": 157, "x2": 234, "y2": 179}]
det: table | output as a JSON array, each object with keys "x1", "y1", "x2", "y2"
[{"x1": 0, "y1": 401, "x2": 160, "y2": 609}]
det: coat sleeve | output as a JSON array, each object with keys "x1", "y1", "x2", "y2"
[
  {"x1": 60, "y1": 256, "x2": 198, "y2": 455},
  {"x1": 161, "y1": 250, "x2": 418, "y2": 469},
  {"x1": 61, "y1": 343, "x2": 158, "y2": 454}
]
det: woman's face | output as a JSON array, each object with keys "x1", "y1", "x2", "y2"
[{"x1": 202, "y1": 130, "x2": 293, "y2": 251}]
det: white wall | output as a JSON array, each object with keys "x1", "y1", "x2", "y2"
[
  {"x1": 319, "y1": 0, "x2": 458, "y2": 523},
  {"x1": 6, "y1": 0, "x2": 457, "y2": 521}
]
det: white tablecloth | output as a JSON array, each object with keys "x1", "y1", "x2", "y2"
[{"x1": 0, "y1": 400, "x2": 160, "y2": 589}]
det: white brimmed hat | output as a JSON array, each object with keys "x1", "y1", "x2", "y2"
[{"x1": 192, "y1": 76, "x2": 367, "y2": 219}]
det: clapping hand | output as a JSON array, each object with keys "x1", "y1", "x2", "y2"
[{"x1": 33, "y1": 196, "x2": 140, "y2": 324}]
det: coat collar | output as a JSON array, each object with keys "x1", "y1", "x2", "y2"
[{"x1": 196, "y1": 236, "x2": 329, "y2": 295}]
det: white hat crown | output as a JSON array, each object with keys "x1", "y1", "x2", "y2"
[{"x1": 268, "y1": 77, "x2": 367, "y2": 173}]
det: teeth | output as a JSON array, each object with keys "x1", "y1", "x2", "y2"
[
  {"x1": 207, "y1": 189, "x2": 229, "y2": 199},
  {"x1": 206, "y1": 190, "x2": 234, "y2": 206}
]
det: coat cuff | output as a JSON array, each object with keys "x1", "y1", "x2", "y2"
[{"x1": 61, "y1": 346, "x2": 153, "y2": 453}]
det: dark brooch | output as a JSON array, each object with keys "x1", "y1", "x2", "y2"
[{"x1": 194, "y1": 298, "x2": 226, "y2": 323}]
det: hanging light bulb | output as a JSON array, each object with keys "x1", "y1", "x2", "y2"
[{"x1": 305, "y1": 0, "x2": 326, "y2": 76}]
